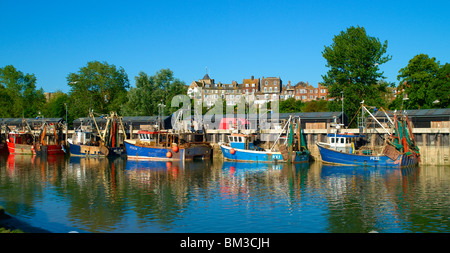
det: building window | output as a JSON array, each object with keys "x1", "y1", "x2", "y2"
[
  {"x1": 315, "y1": 89, "x2": 318, "y2": 93},
  {"x1": 252, "y1": 83, "x2": 255, "y2": 87},
  {"x1": 275, "y1": 87, "x2": 278, "y2": 92},
  {"x1": 321, "y1": 89, "x2": 326, "y2": 93},
  {"x1": 269, "y1": 87, "x2": 272, "y2": 92},
  {"x1": 264, "y1": 87, "x2": 267, "y2": 92},
  {"x1": 273, "y1": 81, "x2": 277, "y2": 85},
  {"x1": 265, "y1": 81, "x2": 268, "y2": 85},
  {"x1": 246, "y1": 83, "x2": 249, "y2": 87}
]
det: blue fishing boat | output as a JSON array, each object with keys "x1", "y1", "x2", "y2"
[
  {"x1": 317, "y1": 105, "x2": 420, "y2": 168},
  {"x1": 220, "y1": 116, "x2": 310, "y2": 163},
  {"x1": 68, "y1": 111, "x2": 125, "y2": 157},
  {"x1": 124, "y1": 130, "x2": 212, "y2": 161}
]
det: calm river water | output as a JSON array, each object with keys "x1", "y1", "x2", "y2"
[{"x1": 0, "y1": 154, "x2": 448, "y2": 233}]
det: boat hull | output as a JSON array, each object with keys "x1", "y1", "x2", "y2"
[
  {"x1": 220, "y1": 144, "x2": 309, "y2": 163},
  {"x1": 7, "y1": 142, "x2": 65, "y2": 155},
  {"x1": 316, "y1": 143, "x2": 419, "y2": 167},
  {"x1": 125, "y1": 140, "x2": 212, "y2": 161},
  {"x1": 69, "y1": 143, "x2": 108, "y2": 156},
  {"x1": 36, "y1": 144, "x2": 65, "y2": 155},
  {"x1": 7, "y1": 142, "x2": 34, "y2": 155}
]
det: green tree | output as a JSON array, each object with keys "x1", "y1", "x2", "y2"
[
  {"x1": 279, "y1": 97, "x2": 304, "y2": 113},
  {"x1": 302, "y1": 99, "x2": 329, "y2": 112},
  {"x1": 391, "y1": 54, "x2": 448, "y2": 109},
  {"x1": 430, "y1": 63, "x2": 450, "y2": 108},
  {"x1": 42, "y1": 91, "x2": 70, "y2": 119},
  {"x1": 122, "y1": 69, "x2": 187, "y2": 116},
  {"x1": 321, "y1": 26, "x2": 391, "y2": 124},
  {"x1": 67, "y1": 61, "x2": 130, "y2": 118},
  {"x1": 0, "y1": 65, "x2": 46, "y2": 118}
]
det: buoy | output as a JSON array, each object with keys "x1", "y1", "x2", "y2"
[
  {"x1": 166, "y1": 151, "x2": 172, "y2": 158},
  {"x1": 230, "y1": 148, "x2": 235, "y2": 155},
  {"x1": 172, "y1": 145, "x2": 179, "y2": 153}
]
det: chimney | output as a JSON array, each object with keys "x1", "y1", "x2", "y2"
[{"x1": 251, "y1": 75, "x2": 254, "y2": 80}]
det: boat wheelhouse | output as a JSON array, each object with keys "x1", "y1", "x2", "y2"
[{"x1": 321, "y1": 133, "x2": 365, "y2": 153}]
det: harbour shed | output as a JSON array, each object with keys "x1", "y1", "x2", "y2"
[
  {"x1": 0, "y1": 118, "x2": 64, "y2": 131},
  {"x1": 72, "y1": 115, "x2": 173, "y2": 131},
  {"x1": 275, "y1": 111, "x2": 347, "y2": 129},
  {"x1": 372, "y1": 108, "x2": 450, "y2": 128}
]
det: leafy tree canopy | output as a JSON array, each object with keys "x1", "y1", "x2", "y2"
[
  {"x1": 390, "y1": 54, "x2": 449, "y2": 109},
  {"x1": 122, "y1": 68, "x2": 187, "y2": 116},
  {"x1": 0, "y1": 65, "x2": 46, "y2": 118},
  {"x1": 321, "y1": 26, "x2": 391, "y2": 124},
  {"x1": 67, "y1": 61, "x2": 130, "y2": 118}
]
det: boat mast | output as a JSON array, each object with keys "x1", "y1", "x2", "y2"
[
  {"x1": 361, "y1": 105, "x2": 391, "y2": 135},
  {"x1": 269, "y1": 115, "x2": 292, "y2": 151},
  {"x1": 89, "y1": 110, "x2": 105, "y2": 142}
]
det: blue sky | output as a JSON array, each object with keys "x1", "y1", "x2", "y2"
[{"x1": 1, "y1": 0, "x2": 449, "y2": 93}]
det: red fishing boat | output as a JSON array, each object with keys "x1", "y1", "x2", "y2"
[
  {"x1": 7, "y1": 122, "x2": 65, "y2": 155},
  {"x1": 7, "y1": 131, "x2": 35, "y2": 154}
]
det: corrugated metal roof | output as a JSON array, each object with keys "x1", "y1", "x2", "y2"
[
  {"x1": 73, "y1": 116, "x2": 171, "y2": 124},
  {"x1": 374, "y1": 108, "x2": 450, "y2": 118},
  {"x1": 0, "y1": 118, "x2": 63, "y2": 125}
]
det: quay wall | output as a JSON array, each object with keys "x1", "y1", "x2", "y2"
[{"x1": 65, "y1": 127, "x2": 449, "y2": 166}]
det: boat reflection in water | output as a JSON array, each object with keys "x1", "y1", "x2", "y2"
[
  {"x1": 125, "y1": 159, "x2": 182, "y2": 172},
  {"x1": 320, "y1": 164, "x2": 420, "y2": 178},
  {"x1": 221, "y1": 161, "x2": 283, "y2": 174},
  {"x1": 220, "y1": 161, "x2": 310, "y2": 200}
]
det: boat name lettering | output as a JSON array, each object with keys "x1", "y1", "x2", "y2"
[{"x1": 370, "y1": 156, "x2": 380, "y2": 160}]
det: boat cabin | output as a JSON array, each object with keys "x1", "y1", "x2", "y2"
[
  {"x1": 228, "y1": 134, "x2": 263, "y2": 151},
  {"x1": 72, "y1": 130, "x2": 94, "y2": 145},
  {"x1": 326, "y1": 133, "x2": 365, "y2": 151},
  {"x1": 8, "y1": 132, "x2": 34, "y2": 145},
  {"x1": 138, "y1": 130, "x2": 159, "y2": 142}
]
